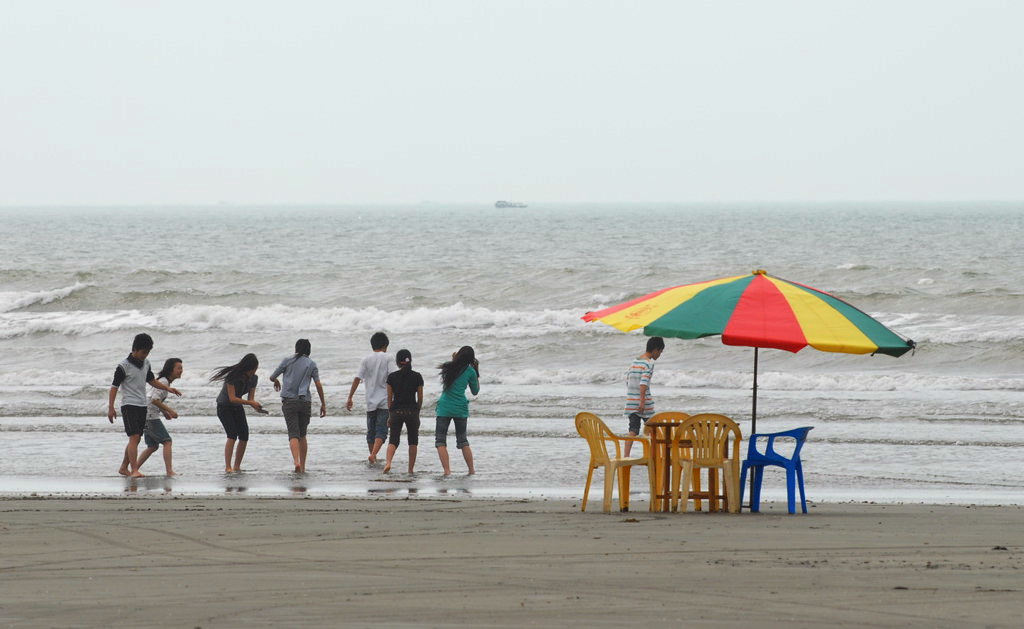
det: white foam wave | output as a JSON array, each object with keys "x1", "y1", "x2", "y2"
[
  {"x1": 2, "y1": 302, "x2": 1022, "y2": 346},
  {"x1": 0, "y1": 303, "x2": 596, "y2": 340},
  {"x1": 487, "y1": 368, "x2": 1022, "y2": 392},
  {"x1": 0, "y1": 283, "x2": 89, "y2": 313}
]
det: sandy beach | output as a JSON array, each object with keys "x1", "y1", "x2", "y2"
[{"x1": 1, "y1": 497, "x2": 1021, "y2": 628}]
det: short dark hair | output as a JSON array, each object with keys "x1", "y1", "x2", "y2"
[
  {"x1": 295, "y1": 339, "x2": 311, "y2": 356},
  {"x1": 132, "y1": 333, "x2": 154, "y2": 352},
  {"x1": 370, "y1": 332, "x2": 389, "y2": 351},
  {"x1": 646, "y1": 336, "x2": 665, "y2": 352}
]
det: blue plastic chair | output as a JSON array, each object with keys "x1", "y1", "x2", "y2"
[{"x1": 740, "y1": 427, "x2": 813, "y2": 514}]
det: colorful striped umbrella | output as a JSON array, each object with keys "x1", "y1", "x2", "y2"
[{"x1": 583, "y1": 270, "x2": 915, "y2": 432}]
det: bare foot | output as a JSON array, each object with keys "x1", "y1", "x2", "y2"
[
  {"x1": 166, "y1": 471, "x2": 176, "y2": 477},
  {"x1": 231, "y1": 466, "x2": 242, "y2": 473},
  {"x1": 367, "y1": 455, "x2": 376, "y2": 465},
  {"x1": 225, "y1": 467, "x2": 233, "y2": 473},
  {"x1": 130, "y1": 471, "x2": 145, "y2": 478},
  {"x1": 294, "y1": 465, "x2": 301, "y2": 473},
  {"x1": 442, "y1": 470, "x2": 451, "y2": 477},
  {"x1": 382, "y1": 463, "x2": 391, "y2": 474},
  {"x1": 467, "y1": 469, "x2": 475, "y2": 475},
  {"x1": 118, "y1": 467, "x2": 130, "y2": 477}
]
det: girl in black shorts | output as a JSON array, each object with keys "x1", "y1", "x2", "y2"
[
  {"x1": 384, "y1": 349, "x2": 424, "y2": 474},
  {"x1": 211, "y1": 353, "x2": 263, "y2": 472}
]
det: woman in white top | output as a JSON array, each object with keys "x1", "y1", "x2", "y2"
[{"x1": 137, "y1": 358, "x2": 183, "y2": 476}]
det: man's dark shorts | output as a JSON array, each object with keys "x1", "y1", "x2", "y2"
[
  {"x1": 283, "y1": 398, "x2": 312, "y2": 440},
  {"x1": 121, "y1": 405, "x2": 147, "y2": 436},
  {"x1": 627, "y1": 412, "x2": 649, "y2": 434}
]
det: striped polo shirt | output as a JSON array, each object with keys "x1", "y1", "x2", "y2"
[{"x1": 623, "y1": 357, "x2": 655, "y2": 418}]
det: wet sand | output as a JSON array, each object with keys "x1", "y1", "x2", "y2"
[{"x1": 1, "y1": 497, "x2": 1022, "y2": 628}]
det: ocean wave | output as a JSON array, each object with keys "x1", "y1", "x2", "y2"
[
  {"x1": 0, "y1": 303, "x2": 594, "y2": 339},
  {"x1": 0, "y1": 283, "x2": 90, "y2": 313},
  {"x1": 1, "y1": 301, "x2": 1023, "y2": 347},
  {"x1": 483, "y1": 367, "x2": 1024, "y2": 392}
]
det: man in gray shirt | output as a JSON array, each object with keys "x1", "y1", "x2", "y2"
[{"x1": 269, "y1": 339, "x2": 326, "y2": 473}]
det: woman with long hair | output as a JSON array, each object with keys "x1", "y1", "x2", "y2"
[
  {"x1": 384, "y1": 349, "x2": 424, "y2": 474},
  {"x1": 210, "y1": 353, "x2": 263, "y2": 472},
  {"x1": 434, "y1": 346, "x2": 480, "y2": 476},
  {"x1": 137, "y1": 357, "x2": 183, "y2": 476}
]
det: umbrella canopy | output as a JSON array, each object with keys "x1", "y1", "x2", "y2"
[
  {"x1": 583, "y1": 270, "x2": 914, "y2": 357},
  {"x1": 582, "y1": 270, "x2": 915, "y2": 433}
]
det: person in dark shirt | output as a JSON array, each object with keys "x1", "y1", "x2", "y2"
[
  {"x1": 210, "y1": 353, "x2": 263, "y2": 473},
  {"x1": 384, "y1": 349, "x2": 424, "y2": 474}
]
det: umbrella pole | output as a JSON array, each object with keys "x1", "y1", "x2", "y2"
[
  {"x1": 751, "y1": 347, "x2": 758, "y2": 434},
  {"x1": 747, "y1": 348, "x2": 759, "y2": 511}
]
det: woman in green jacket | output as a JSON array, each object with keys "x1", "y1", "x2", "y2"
[{"x1": 434, "y1": 346, "x2": 480, "y2": 476}]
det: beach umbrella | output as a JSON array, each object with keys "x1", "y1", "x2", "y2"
[{"x1": 582, "y1": 270, "x2": 915, "y2": 434}]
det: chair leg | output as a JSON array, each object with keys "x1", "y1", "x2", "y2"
[
  {"x1": 678, "y1": 462, "x2": 693, "y2": 512},
  {"x1": 750, "y1": 466, "x2": 764, "y2": 513},
  {"x1": 796, "y1": 462, "x2": 807, "y2": 513},
  {"x1": 602, "y1": 464, "x2": 614, "y2": 513},
  {"x1": 739, "y1": 462, "x2": 749, "y2": 507},
  {"x1": 691, "y1": 467, "x2": 702, "y2": 512},
  {"x1": 581, "y1": 465, "x2": 595, "y2": 512},
  {"x1": 618, "y1": 465, "x2": 632, "y2": 512},
  {"x1": 785, "y1": 465, "x2": 797, "y2": 514},
  {"x1": 670, "y1": 456, "x2": 683, "y2": 512},
  {"x1": 647, "y1": 461, "x2": 657, "y2": 512},
  {"x1": 722, "y1": 465, "x2": 739, "y2": 513},
  {"x1": 708, "y1": 467, "x2": 720, "y2": 512}
]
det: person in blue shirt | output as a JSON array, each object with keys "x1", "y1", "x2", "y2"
[{"x1": 269, "y1": 339, "x2": 327, "y2": 473}]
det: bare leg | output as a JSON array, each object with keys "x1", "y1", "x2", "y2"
[
  {"x1": 624, "y1": 430, "x2": 638, "y2": 457},
  {"x1": 232, "y1": 440, "x2": 247, "y2": 472},
  {"x1": 162, "y1": 441, "x2": 175, "y2": 476},
  {"x1": 369, "y1": 438, "x2": 385, "y2": 464},
  {"x1": 224, "y1": 438, "x2": 235, "y2": 472},
  {"x1": 137, "y1": 446, "x2": 157, "y2": 470},
  {"x1": 437, "y1": 445, "x2": 451, "y2": 476},
  {"x1": 118, "y1": 451, "x2": 130, "y2": 476},
  {"x1": 299, "y1": 437, "x2": 307, "y2": 471},
  {"x1": 125, "y1": 434, "x2": 145, "y2": 477},
  {"x1": 383, "y1": 443, "x2": 397, "y2": 473},
  {"x1": 461, "y1": 445, "x2": 475, "y2": 475},
  {"x1": 407, "y1": 444, "x2": 418, "y2": 474},
  {"x1": 289, "y1": 437, "x2": 302, "y2": 472}
]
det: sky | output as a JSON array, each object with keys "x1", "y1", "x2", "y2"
[{"x1": 1, "y1": 0, "x2": 1022, "y2": 205}]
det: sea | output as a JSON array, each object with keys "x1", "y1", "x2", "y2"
[{"x1": 1, "y1": 203, "x2": 1021, "y2": 505}]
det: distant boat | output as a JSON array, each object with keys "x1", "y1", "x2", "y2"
[{"x1": 495, "y1": 200, "x2": 527, "y2": 209}]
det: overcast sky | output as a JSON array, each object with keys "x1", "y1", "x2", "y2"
[{"x1": 2, "y1": 1, "x2": 1022, "y2": 205}]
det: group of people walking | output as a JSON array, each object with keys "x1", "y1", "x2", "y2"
[{"x1": 106, "y1": 332, "x2": 480, "y2": 478}]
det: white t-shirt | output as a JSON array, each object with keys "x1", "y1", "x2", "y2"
[
  {"x1": 146, "y1": 377, "x2": 170, "y2": 421},
  {"x1": 356, "y1": 352, "x2": 397, "y2": 410}
]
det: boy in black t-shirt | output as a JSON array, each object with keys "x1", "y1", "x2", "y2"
[{"x1": 384, "y1": 349, "x2": 424, "y2": 474}]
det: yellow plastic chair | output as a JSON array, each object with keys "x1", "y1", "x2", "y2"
[
  {"x1": 671, "y1": 414, "x2": 743, "y2": 513},
  {"x1": 575, "y1": 412, "x2": 656, "y2": 513}
]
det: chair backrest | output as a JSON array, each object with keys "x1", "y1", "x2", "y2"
[
  {"x1": 746, "y1": 426, "x2": 814, "y2": 465},
  {"x1": 677, "y1": 413, "x2": 742, "y2": 465},
  {"x1": 575, "y1": 412, "x2": 616, "y2": 465}
]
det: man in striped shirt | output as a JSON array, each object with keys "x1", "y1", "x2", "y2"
[{"x1": 623, "y1": 337, "x2": 665, "y2": 457}]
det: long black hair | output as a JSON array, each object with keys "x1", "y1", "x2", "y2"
[
  {"x1": 157, "y1": 358, "x2": 182, "y2": 381},
  {"x1": 209, "y1": 353, "x2": 259, "y2": 383},
  {"x1": 438, "y1": 346, "x2": 476, "y2": 391}
]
